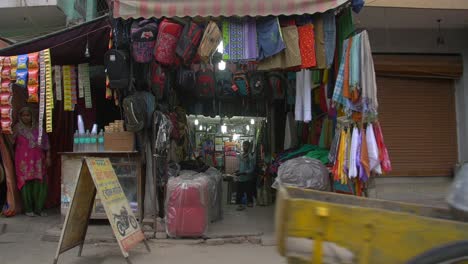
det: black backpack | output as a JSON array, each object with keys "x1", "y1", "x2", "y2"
[
  {"x1": 123, "y1": 91, "x2": 155, "y2": 132},
  {"x1": 249, "y1": 72, "x2": 266, "y2": 98},
  {"x1": 111, "y1": 18, "x2": 132, "y2": 50},
  {"x1": 104, "y1": 49, "x2": 131, "y2": 91},
  {"x1": 177, "y1": 67, "x2": 196, "y2": 93},
  {"x1": 215, "y1": 70, "x2": 234, "y2": 99},
  {"x1": 266, "y1": 72, "x2": 288, "y2": 100}
]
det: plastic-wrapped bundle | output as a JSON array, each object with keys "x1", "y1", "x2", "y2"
[
  {"x1": 205, "y1": 167, "x2": 223, "y2": 222},
  {"x1": 447, "y1": 163, "x2": 468, "y2": 220},
  {"x1": 273, "y1": 156, "x2": 330, "y2": 191},
  {"x1": 165, "y1": 175, "x2": 209, "y2": 238}
]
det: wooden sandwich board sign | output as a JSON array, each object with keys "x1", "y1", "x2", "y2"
[{"x1": 53, "y1": 157, "x2": 150, "y2": 264}]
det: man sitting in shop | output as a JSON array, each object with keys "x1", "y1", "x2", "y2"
[{"x1": 235, "y1": 141, "x2": 256, "y2": 211}]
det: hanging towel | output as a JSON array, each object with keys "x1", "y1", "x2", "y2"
[
  {"x1": 258, "y1": 26, "x2": 302, "y2": 70},
  {"x1": 323, "y1": 11, "x2": 336, "y2": 68},
  {"x1": 314, "y1": 16, "x2": 327, "y2": 69},
  {"x1": 332, "y1": 39, "x2": 349, "y2": 106},
  {"x1": 348, "y1": 127, "x2": 359, "y2": 178},
  {"x1": 374, "y1": 122, "x2": 392, "y2": 173},
  {"x1": 257, "y1": 17, "x2": 285, "y2": 60},
  {"x1": 294, "y1": 69, "x2": 312, "y2": 123},
  {"x1": 366, "y1": 123, "x2": 382, "y2": 174},
  {"x1": 360, "y1": 128, "x2": 370, "y2": 181},
  {"x1": 360, "y1": 31, "x2": 378, "y2": 113},
  {"x1": 298, "y1": 24, "x2": 317, "y2": 69}
]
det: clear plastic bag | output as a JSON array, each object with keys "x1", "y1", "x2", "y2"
[
  {"x1": 447, "y1": 163, "x2": 468, "y2": 218},
  {"x1": 273, "y1": 156, "x2": 330, "y2": 191},
  {"x1": 205, "y1": 167, "x2": 223, "y2": 222},
  {"x1": 165, "y1": 174, "x2": 210, "y2": 238}
]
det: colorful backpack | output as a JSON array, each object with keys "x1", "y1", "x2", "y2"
[
  {"x1": 198, "y1": 21, "x2": 222, "y2": 62},
  {"x1": 104, "y1": 49, "x2": 131, "y2": 91},
  {"x1": 131, "y1": 19, "x2": 158, "y2": 63},
  {"x1": 267, "y1": 72, "x2": 287, "y2": 100},
  {"x1": 249, "y1": 72, "x2": 266, "y2": 98},
  {"x1": 232, "y1": 69, "x2": 250, "y2": 97},
  {"x1": 154, "y1": 19, "x2": 183, "y2": 66},
  {"x1": 150, "y1": 61, "x2": 166, "y2": 100},
  {"x1": 215, "y1": 70, "x2": 234, "y2": 98},
  {"x1": 176, "y1": 21, "x2": 203, "y2": 65},
  {"x1": 196, "y1": 68, "x2": 216, "y2": 98}
]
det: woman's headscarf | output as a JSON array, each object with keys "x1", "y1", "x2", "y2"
[{"x1": 13, "y1": 107, "x2": 43, "y2": 149}]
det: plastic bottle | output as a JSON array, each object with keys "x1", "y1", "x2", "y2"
[
  {"x1": 90, "y1": 131, "x2": 98, "y2": 152},
  {"x1": 84, "y1": 130, "x2": 91, "y2": 152},
  {"x1": 98, "y1": 129, "x2": 105, "y2": 152},
  {"x1": 73, "y1": 130, "x2": 79, "y2": 152}
]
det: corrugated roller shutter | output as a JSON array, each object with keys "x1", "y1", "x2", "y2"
[{"x1": 377, "y1": 77, "x2": 457, "y2": 177}]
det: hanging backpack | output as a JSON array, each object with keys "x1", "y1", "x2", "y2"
[
  {"x1": 123, "y1": 91, "x2": 155, "y2": 132},
  {"x1": 215, "y1": 70, "x2": 234, "y2": 98},
  {"x1": 104, "y1": 49, "x2": 131, "y2": 91},
  {"x1": 249, "y1": 72, "x2": 266, "y2": 98},
  {"x1": 177, "y1": 67, "x2": 196, "y2": 93},
  {"x1": 111, "y1": 18, "x2": 132, "y2": 50},
  {"x1": 232, "y1": 68, "x2": 250, "y2": 97},
  {"x1": 150, "y1": 61, "x2": 166, "y2": 100},
  {"x1": 131, "y1": 19, "x2": 158, "y2": 63},
  {"x1": 176, "y1": 21, "x2": 203, "y2": 65},
  {"x1": 196, "y1": 68, "x2": 216, "y2": 98},
  {"x1": 267, "y1": 72, "x2": 288, "y2": 100},
  {"x1": 198, "y1": 21, "x2": 222, "y2": 62},
  {"x1": 154, "y1": 19, "x2": 183, "y2": 66}
]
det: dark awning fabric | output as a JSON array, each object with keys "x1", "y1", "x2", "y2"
[
  {"x1": 0, "y1": 16, "x2": 111, "y2": 66},
  {"x1": 112, "y1": 0, "x2": 348, "y2": 19}
]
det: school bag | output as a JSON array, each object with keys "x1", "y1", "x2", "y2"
[
  {"x1": 249, "y1": 72, "x2": 266, "y2": 98},
  {"x1": 123, "y1": 91, "x2": 155, "y2": 132},
  {"x1": 177, "y1": 67, "x2": 196, "y2": 93},
  {"x1": 198, "y1": 21, "x2": 222, "y2": 62},
  {"x1": 232, "y1": 68, "x2": 250, "y2": 97},
  {"x1": 150, "y1": 61, "x2": 166, "y2": 100},
  {"x1": 131, "y1": 19, "x2": 158, "y2": 63},
  {"x1": 196, "y1": 68, "x2": 216, "y2": 98},
  {"x1": 176, "y1": 21, "x2": 203, "y2": 65},
  {"x1": 215, "y1": 70, "x2": 234, "y2": 98},
  {"x1": 154, "y1": 19, "x2": 183, "y2": 66},
  {"x1": 266, "y1": 72, "x2": 288, "y2": 100},
  {"x1": 104, "y1": 49, "x2": 131, "y2": 91}
]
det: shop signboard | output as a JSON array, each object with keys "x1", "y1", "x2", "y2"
[{"x1": 54, "y1": 157, "x2": 149, "y2": 264}]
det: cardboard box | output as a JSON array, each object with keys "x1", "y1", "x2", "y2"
[{"x1": 104, "y1": 132, "x2": 135, "y2": 151}]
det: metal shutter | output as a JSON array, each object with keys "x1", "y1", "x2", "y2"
[{"x1": 377, "y1": 76, "x2": 457, "y2": 177}]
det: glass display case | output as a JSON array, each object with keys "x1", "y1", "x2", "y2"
[{"x1": 60, "y1": 152, "x2": 143, "y2": 220}]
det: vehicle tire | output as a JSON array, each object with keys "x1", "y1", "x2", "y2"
[
  {"x1": 406, "y1": 241, "x2": 468, "y2": 264},
  {"x1": 117, "y1": 221, "x2": 126, "y2": 236},
  {"x1": 129, "y1": 216, "x2": 138, "y2": 229}
]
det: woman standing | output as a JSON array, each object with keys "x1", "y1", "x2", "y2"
[{"x1": 14, "y1": 107, "x2": 51, "y2": 217}]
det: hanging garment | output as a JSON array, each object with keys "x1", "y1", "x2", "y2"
[
  {"x1": 349, "y1": 34, "x2": 362, "y2": 91},
  {"x1": 348, "y1": 127, "x2": 359, "y2": 179},
  {"x1": 374, "y1": 122, "x2": 392, "y2": 173},
  {"x1": 337, "y1": 8, "x2": 354, "y2": 64},
  {"x1": 328, "y1": 127, "x2": 341, "y2": 163},
  {"x1": 314, "y1": 16, "x2": 327, "y2": 69},
  {"x1": 298, "y1": 24, "x2": 317, "y2": 69},
  {"x1": 366, "y1": 123, "x2": 382, "y2": 174},
  {"x1": 323, "y1": 11, "x2": 336, "y2": 68},
  {"x1": 222, "y1": 17, "x2": 258, "y2": 62},
  {"x1": 258, "y1": 26, "x2": 302, "y2": 70},
  {"x1": 360, "y1": 31, "x2": 378, "y2": 113},
  {"x1": 256, "y1": 17, "x2": 286, "y2": 60},
  {"x1": 342, "y1": 36, "x2": 353, "y2": 100},
  {"x1": 294, "y1": 69, "x2": 312, "y2": 122},
  {"x1": 284, "y1": 112, "x2": 298, "y2": 150},
  {"x1": 359, "y1": 128, "x2": 370, "y2": 181},
  {"x1": 339, "y1": 130, "x2": 348, "y2": 183},
  {"x1": 332, "y1": 39, "x2": 349, "y2": 106}
]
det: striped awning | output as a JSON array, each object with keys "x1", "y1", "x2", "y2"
[{"x1": 112, "y1": 0, "x2": 349, "y2": 19}]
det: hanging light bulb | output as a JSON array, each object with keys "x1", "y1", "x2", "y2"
[
  {"x1": 194, "y1": 119, "x2": 199, "y2": 126},
  {"x1": 218, "y1": 60, "x2": 226, "y2": 71},
  {"x1": 250, "y1": 118, "x2": 255, "y2": 125},
  {"x1": 246, "y1": 125, "x2": 250, "y2": 131},
  {"x1": 199, "y1": 125, "x2": 203, "y2": 131},
  {"x1": 221, "y1": 124, "x2": 227, "y2": 134},
  {"x1": 233, "y1": 134, "x2": 240, "y2": 141},
  {"x1": 84, "y1": 35, "x2": 90, "y2": 58}
]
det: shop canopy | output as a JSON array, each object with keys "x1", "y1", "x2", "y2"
[{"x1": 112, "y1": 0, "x2": 348, "y2": 19}]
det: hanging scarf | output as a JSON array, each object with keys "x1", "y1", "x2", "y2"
[
  {"x1": 374, "y1": 122, "x2": 392, "y2": 174},
  {"x1": 366, "y1": 123, "x2": 382, "y2": 174},
  {"x1": 348, "y1": 126, "x2": 359, "y2": 179},
  {"x1": 360, "y1": 127, "x2": 370, "y2": 181}
]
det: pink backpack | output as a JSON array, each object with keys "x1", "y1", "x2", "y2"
[
  {"x1": 130, "y1": 19, "x2": 158, "y2": 63},
  {"x1": 154, "y1": 19, "x2": 183, "y2": 66}
]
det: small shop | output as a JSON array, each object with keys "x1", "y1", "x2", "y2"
[{"x1": 0, "y1": 0, "x2": 393, "y2": 241}]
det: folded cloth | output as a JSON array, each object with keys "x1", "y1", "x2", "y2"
[{"x1": 258, "y1": 26, "x2": 302, "y2": 70}]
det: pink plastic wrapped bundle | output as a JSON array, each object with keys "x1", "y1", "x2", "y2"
[{"x1": 165, "y1": 175, "x2": 210, "y2": 238}]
